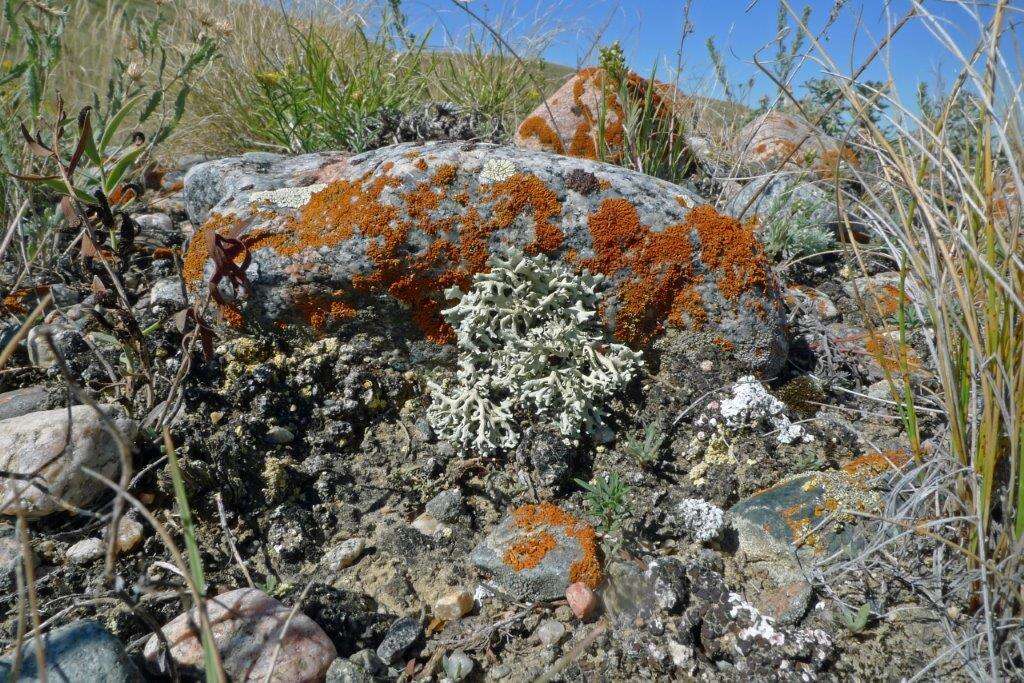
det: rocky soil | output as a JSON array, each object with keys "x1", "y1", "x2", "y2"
[{"x1": 0, "y1": 84, "x2": 966, "y2": 681}]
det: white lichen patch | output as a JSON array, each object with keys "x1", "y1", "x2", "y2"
[
  {"x1": 675, "y1": 498, "x2": 725, "y2": 542},
  {"x1": 248, "y1": 183, "x2": 328, "y2": 209},
  {"x1": 479, "y1": 157, "x2": 516, "y2": 184},
  {"x1": 698, "y1": 375, "x2": 812, "y2": 444},
  {"x1": 428, "y1": 250, "x2": 642, "y2": 455}
]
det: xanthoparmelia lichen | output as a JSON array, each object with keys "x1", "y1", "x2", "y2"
[
  {"x1": 479, "y1": 157, "x2": 516, "y2": 184},
  {"x1": 248, "y1": 183, "x2": 328, "y2": 209},
  {"x1": 675, "y1": 498, "x2": 725, "y2": 542},
  {"x1": 428, "y1": 250, "x2": 642, "y2": 455},
  {"x1": 698, "y1": 375, "x2": 811, "y2": 444}
]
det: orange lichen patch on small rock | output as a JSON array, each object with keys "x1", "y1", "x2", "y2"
[
  {"x1": 842, "y1": 450, "x2": 911, "y2": 479},
  {"x1": 713, "y1": 336, "x2": 734, "y2": 351},
  {"x1": 689, "y1": 205, "x2": 773, "y2": 301},
  {"x1": 183, "y1": 212, "x2": 246, "y2": 290},
  {"x1": 518, "y1": 116, "x2": 565, "y2": 155},
  {"x1": 487, "y1": 173, "x2": 564, "y2": 254},
  {"x1": 509, "y1": 503, "x2": 602, "y2": 588},
  {"x1": 432, "y1": 164, "x2": 457, "y2": 186},
  {"x1": 780, "y1": 503, "x2": 825, "y2": 554},
  {"x1": 503, "y1": 532, "x2": 557, "y2": 572}
]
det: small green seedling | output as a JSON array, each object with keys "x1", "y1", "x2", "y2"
[
  {"x1": 623, "y1": 422, "x2": 667, "y2": 467},
  {"x1": 838, "y1": 603, "x2": 871, "y2": 634}
]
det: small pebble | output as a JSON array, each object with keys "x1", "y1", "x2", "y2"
[
  {"x1": 376, "y1": 617, "x2": 422, "y2": 665},
  {"x1": 535, "y1": 619, "x2": 566, "y2": 647},
  {"x1": 324, "y1": 538, "x2": 366, "y2": 571},
  {"x1": 266, "y1": 427, "x2": 294, "y2": 444},
  {"x1": 66, "y1": 537, "x2": 105, "y2": 564},
  {"x1": 565, "y1": 582, "x2": 599, "y2": 620},
  {"x1": 425, "y1": 488, "x2": 464, "y2": 523},
  {"x1": 442, "y1": 650, "x2": 473, "y2": 681},
  {"x1": 554, "y1": 605, "x2": 573, "y2": 622},
  {"x1": 434, "y1": 589, "x2": 474, "y2": 621},
  {"x1": 411, "y1": 512, "x2": 445, "y2": 537},
  {"x1": 116, "y1": 516, "x2": 144, "y2": 552},
  {"x1": 700, "y1": 360, "x2": 715, "y2": 372}
]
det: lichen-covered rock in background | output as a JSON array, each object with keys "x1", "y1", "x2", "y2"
[
  {"x1": 734, "y1": 111, "x2": 856, "y2": 177},
  {"x1": 723, "y1": 175, "x2": 839, "y2": 257},
  {"x1": 182, "y1": 141, "x2": 787, "y2": 374},
  {"x1": 514, "y1": 68, "x2": 693, "y2": 165},
  {"x1": 471, "y1": 502, "x2": 601, "y2": 601}
]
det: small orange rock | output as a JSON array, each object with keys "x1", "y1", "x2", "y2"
[{"x1": 565, "y1": 582, "x2": 599, "y2": 620}]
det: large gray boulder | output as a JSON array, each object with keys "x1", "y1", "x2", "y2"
[
  {"x1": 0, "y1": 620, "x2": 141, "y2": 682},
  {"x1": 0, "y1": 405, "x2": 137, "y2": 518},
  {"x1": 183, "y1": 141, "x2": 787, "y2": 373}
]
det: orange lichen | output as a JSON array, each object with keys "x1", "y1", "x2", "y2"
[
  {"x1": 433, "y1": 164, "x2": 457, "y2": 186},
  {"x1": 689, "y1": 205, "x2": 773, "y2": 301},
  {"x1": 183, "y1": 212, "x2": 246, "y2": 291},
  {"x1": 503, "y1": 532, "x2": 557, "y2": 571},
  {"x1": 569, "y1": 121, "x2": 597, "y2": 159},
  {"x1": 294, "y1": 294, "x2": 356, "y2": 331},
  {"x1": 842, "y1": 450, "x2": 911, "y2": 479},
  {"x1": 414, "y1": 158, "x2": 428, "y2": 171},
  {"x1": 487, "y1": 173, "x2": 564, "y2": 254},
  {"x1": 509, "y1": 502, "x2": 601, "y2": 588},
  {"x1": 217, "y1": 302, "x2": 244, "y2": 329},
  {"x1": 518, "y1": 115, "x2": 565, "y2": 154}
]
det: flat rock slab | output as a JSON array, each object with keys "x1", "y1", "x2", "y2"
[
  {"x1": 183, "y1": 141, "x2": 787, "y2": 374},
  {"x1": 0, "y1": 620, "x2": 141, "y2": 682},
  {"x1": 144, "y1": 587, "x2": 337, "y2": 682},
  {"x1": 471, "y1": 502, "x2": 601, "y2": 602},
  {"x1": 729, "y1": 469, "x2": 884, "y2": 559},
  {"x1": 0, "y1": 404, "x2": 137, "y2": 518}
]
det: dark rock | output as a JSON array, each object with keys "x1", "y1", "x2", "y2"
[
  {"x1": 0, "y1": 620, "x2": 141, "y2": 682},
  {"x1": 425, "y1": 488, "x2": 464, "y2": 523},
  {"x1": 517, "y1": 426, "x2": 576, "y2": 489},
  {"x1": 375, "y1": 616, "x2": 422, "y2": 665},
  {"x1": 300, "y1": 584, "x2": 394, "y2": 657}
]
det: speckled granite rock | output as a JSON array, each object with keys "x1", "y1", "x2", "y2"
[
  {"x1": 0, "y1": 385, "x2": 48, "y2": 421},
  {"x1": 183, "y1": 141, "x2": 787, "y2": 373},
  {"x1": 471, "y1": 502, "x2": 600, "y2": 602},
  {"x1": 144, "y1": 587, "x2": 337, "y2": 682},
  {"x1": 0, "y1": 620, "x2": 141, "y2": 682},
  {"x1": 723, "y1": 175, "x2": 839, "y2": 234},
  {"x1": 0, "y1": 405, "x2": 137, "y2": 518}
]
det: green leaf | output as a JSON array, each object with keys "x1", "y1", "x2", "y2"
[
  {"x1": 99, "y1": 92, "x2": 146, "y2": 152},
  {"x1": 103, "y1": 146, "x2": 145, "y2": 194},
  {"x1": 139, "y1": 90, "x2": 162, "y2": 124},
  {"x1": 0, "y1": 60, "x2": 29, "y2": 88}
]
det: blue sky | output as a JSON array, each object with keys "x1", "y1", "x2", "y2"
[{"x1": 395, "y1": 0, "x2": 1019, "y2": 108}]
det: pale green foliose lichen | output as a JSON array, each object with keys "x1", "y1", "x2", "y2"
[{"x1": 428, "y1": 250, "x2": 642, "y2": 455}]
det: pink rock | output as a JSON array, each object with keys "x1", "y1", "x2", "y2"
[
  {"x1": 143, "y1": 587, "x2": 337, "y2": 682},
  {"x1": 565, "y1": 582, "x2": 599, "y2": 620},
  {"x1": 734, "y1": 111, "x2": 855, "y2": 176}
]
